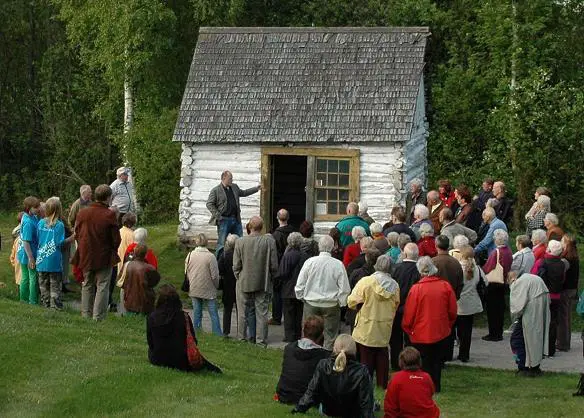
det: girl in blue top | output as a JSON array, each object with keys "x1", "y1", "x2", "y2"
[
  {"x1": 37, "y1": 197, "x2": 75, "y2": 309},
  {"x1": 17, "y1": 196, "x2": 41, "y2": 304}
]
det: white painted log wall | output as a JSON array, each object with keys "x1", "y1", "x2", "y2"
[{"x1": 178, "y1": 142, "x2": 404, "y2": 240}]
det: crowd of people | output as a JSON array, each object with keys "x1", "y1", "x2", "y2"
[{"x1": 7, "y1": 169, "x2": 584, "y2": 415}]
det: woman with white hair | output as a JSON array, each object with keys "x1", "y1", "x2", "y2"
[
  {"x1": 348, "y1": 255, "x2": 400, "y2": 389},
  {"x1": 525, "y1": 194, "x2": 550, "y2": 237},
  {"x1": 343, "y1": 225, "x2": 367, "y2": 268},
  {"x1": 544, "y1": 213, "x2": 564, "y2": 241},
  {"x1": 294, "y1": 334, "x2": 374, "y2": 416},
  {"x1": 481, "y1": 229, "x2": 513, "y2": 342},
  {"x1": 417, "y1": 222, "x2": 437, "y2": 257},
  {"x1": 449, "y1": 235, "x2": 469, "y2": 261},
  {"x1": 410, "y1": 204, "x2": 432, "y2": 241},
  {"x1": 530, "y1": 229, "x2": 548, "y2": 268},
  {"x1": 402, "y1": 256, "x2": 457, "y2": 392},
  {"x1": 124, "y1": 227, "x2": 158, "y2": 269}
]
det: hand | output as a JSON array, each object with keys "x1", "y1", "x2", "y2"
[
  {"x1": 28, "y1": 259, "x2": 36, "y2": 270},
  {"x1": 257, "y1": 184, "x2": 262, "y2": 191}
]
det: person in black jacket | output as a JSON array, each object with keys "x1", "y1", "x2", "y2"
[
  {"x1": 218, "y1": 234, "x2": 238, "y2": 337},
  {"x1": 276, "y1": 315, "x2": 330, "y2": 404},
  {"x1": 389, "y1": 243, "x2": 421, "y2": 370},
  {"x1": 277, "y1": 232, "x2": 305, "y2": 342},
  {"x1": 294, "y1": 334, "x2": 374, "y2": 417},
  {"x1": 147, "y1": 285, "x2": 221, "y2": 373},
  {"x1": 270, "y1": 209, "x2": 295, "y2": 326}
]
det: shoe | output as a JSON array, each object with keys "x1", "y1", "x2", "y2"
[
  {"x1": 516, "y1": 369, "x2": 530, "y2": 377},
  {"x1": 374, "y1": 401, "x2": 381, "y2": 412},
  {"x1": 457, "y1": 357, "x2": 469, "y2": 363},
  {"x1": 62, "y1": 285, "x2": 72, "y2": 294},
  {"x1": 573, "y1": 373, "x2": 584, "y2": 396},
  {"x1": 268, "y1": 319, "x2": 281, "y2": 326},
  {"x1": 109, "y1": 303, "x2": 118, "y2": 313},
  {"x1": 482, "y1": 335, "x2": 503, "y2": 342},
  {"x1": 528, "y1": 367, "x2": 543, "y2": 377}
]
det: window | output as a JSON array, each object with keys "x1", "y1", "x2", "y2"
[{"x1": 315, "y1": 158, "x2": 351, "y2": 216}]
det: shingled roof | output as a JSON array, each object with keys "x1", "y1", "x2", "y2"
[{"x1": 174, "y1": 27, "x2": 429, "y2": 144}]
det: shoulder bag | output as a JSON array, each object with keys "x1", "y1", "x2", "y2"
[
  {"x1": 476, "y1": 265, "x2": 487, "y2": 304},
  {"x1": 181, "y1": 251, "x2": 192, "y2": 292},
  {"x1": 485, "y1": 249, "x2": 505, "y2": 284},
  {"x1": 184, "y1": 312, "x2": 203, "y2": 370}
]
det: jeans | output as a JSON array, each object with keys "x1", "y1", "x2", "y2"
[
  {"x1": 192, "y1": 297, "x2": 222, "y2": 336},
  {"x1": 510, "y1": 318, "x2": 527, "y2": 370},
  {"x1": 216, "y1": 217, "x2": 243, "y2": 256}
]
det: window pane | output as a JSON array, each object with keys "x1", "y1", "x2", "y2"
[
  {"x1": 328, "y1": 189, "x2": 338, "y2": 200},
  {"x1": 317, "y1": 189, "x2": 326, "y2": 200},
  {"x1": 339, "y1": 190, "x2": 349, "y2": 200},
  {"x1": 328, "y1": 174, "x2": 338, "y2": 186},
  {"x1": 339, "y1": 160, "x2": 349, "y2": 173},
  {"x1": 316, "y1": 173, "x2": 326, "y2": 186},
  {"x1": 328, "y1": 160, "x2": 338, "y2": 172},
  {"x1": 328, "y1": 202, "x2": 338, "y2": 214},
  {"x1": 317, "y1": 159, "x2": 327, "y2": 172},
  {"x1": 339, "y1": 201, "x2": 349, "y2": 210},
  {"x1": 339, "y1": 174, "x2": 349, "y2": 187}
]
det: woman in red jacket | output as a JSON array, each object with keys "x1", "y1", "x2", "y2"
[{"x1": 402, "y1": 256, "x2": 457, "y2": 393}]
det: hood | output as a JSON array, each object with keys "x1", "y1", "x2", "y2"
[
  {"x1": 371, "y1": 272, "x2": 399, "y2": 298},
  {"x1": 292, "y1": 339, "x2": 328, "y2": 360},
  {"x1": 300, "y1": 238, "x2": 317, "y2": 253}
]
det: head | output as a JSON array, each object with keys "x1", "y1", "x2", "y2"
[
  {"x1": 374, "y1": 254, "x2": 392, "y2": 274},
  {"x1": 359, "y1": 236, "x2": 374, "y2": 252},
  {"x1": 438, "y1": 179, "x2": 452, "y2": 195},
  {"x1": 358, "y1": 201, "x2": 368, "y2": 215},
  {"x1": 351, "y1": 225, "x2": 366, "y2": 243},
  {"x1": 155, "y1": 284, "x2": 181, "y2": 310},
  {"x1": 116, "y1": 166, "x2": 129, "y2": 182},
  {"x1": 493, "y1": 181, "x2": 505, "y2": 197},
  {"x1": 23, "y1": 196, "x2": 41, "y2": 216},
  {"x1": 535, "y1": 186, "x2": 551, "y2": 200},
  {"x1": 318, "y1": 235, "x2": 334, "y2": 253},
  {"x1": 80, "y1": 185, "x2": 92, "y2": 201},
  {"x1": 409, "y1": 178, "x2": 423, "y2": 194},
  {"x1": 543, "y1": 213, "x2": 559, "y2": 228},
  {"x1": 536, "y1": 195, "x2": 551, "y2": 212},
  {"x1": 387, "y1": 231, "x2": 399, "y2": 247},
  {"x1": 515, "y1": 235, "x2": 531, "y2": 251},
  {"x1": 413, "y1": 204, "x2": 429, "y2": 221},
  {"x1": 224, "y1": 234, "x2": 238, "y2": 252},
  {"x1": 403, "y1": 242, "x2": 419, "y2": 261},
  {"x1": 194, "y1": 233, "x2": 208, "y2": 248},
  {"x1": 346, "y1": 202, "x2": 359, "y2": 215},
  {"x1": 364, "y1": 248, "x2": 381, "y2": 266},
  {"x1": 369, "y1": 222, "x2": 382, "y2": 236},
  {"x1": 302, "y1": 315, "x2": 325, "y2": 346},
  {"x1": 531, "y1": 229, "x2": 548, "y2": 246},
  {"x1": 391, "y1": 206, "x2": 406, "y2": 224},
  {"x1": 299, "y1": 220, "x2": 314, "y2": 238},
  {"x1": 398, "y1": 346, "x2": 422, "y2": 371},
  {"x1": 493, "y1": 229, "x2": 509, "y2": 247},
  {"x1": 439, "y1": 207, "x2": 454, "y2": 225},
  {"x1": 416, "y1": 256, "x2": 438, "y2": 277},
  {"x1": 482, "y1": 207, "x2": 496, "y2": 224},
  {"x1": 287, "y1": 232, "x2": 303, "y2": 250},
  {"x1": 44, "y1": 196, "x2": 62, "y2": 227},
  {"x1": 332, "y1": 334, "x2": 357, "y2": 372},
  {"x1": 455, "y1": 184, "x2": 472, "y2": 205},
  {"x1": 122, "y1": 212, "x2": 137, "y2": 229},
  {"x1": 561, "y1": 234, "x2": 578, "y2": 260},
  {"x1": 221, "y1": 170, "x2": 233, "y2": 187},
  {"x1": 133, "y1": 227, "x2": 148, "y2": 245},
  {"x1": 133, "y1": 244, "x2": 148, "y2": 261},
  {"x1": 94, "y1": 184, "x2": 113, "y2": 204},
  {"x1": 248, "y1": 216, "x2": 263, "y2": 233},
  {"x1": 482, "y1": 178, "x2": 494, "y2": 192},
  {"x1": 329, "y1": 227, "x2": 341, "y2": 245},
  {"x1": 486, "y1": 198, "x2": 498, "y2": 208},
  {"x1": 397, "y1": 233, "x2": 411, "y2": 251},
  {"x1": 547, "y1": 240, "x2": 563, "y2": 257},
  {"x1": 276, "y1": 209, "x2": 289, "y2": 225},
  {"x1": 453, "y1": 235, "x2": 469, "y2": 250},
  {"x1": 419, "y1": 222, "x2": 434, "y2": 238},
  {"x1": 426, "y1": 190, "x2": 440, "y2": 205},
  {"x1": 435, "y1": 234, "x2": 450, "y2": 252}
]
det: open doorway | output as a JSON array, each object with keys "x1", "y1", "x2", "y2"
[{"x1": 270, "y1": 155, "x2": 307, "y2": 232}]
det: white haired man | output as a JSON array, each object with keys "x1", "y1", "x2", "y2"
[
  {"x1": 473, "y1": 207, "x2": 507, "y2": 257},
  {"x1": 110, "y1": 167, "x2": 136, "y2": 226},
  {"x1": 358, "y1": 201, "x2": 375, "y2": 225},
  {"x1": 426, "y1": 190, "x2": 444, "y2": 235},
  {"x1": 335, "y1": 202, "x2": 370, "y2": 248},
  {"x1": 405, "y1": 178, "x2": 426, "y2": 225},
  {"x1": 68, "y1": 185, "x2": 92, "y2": 228},
  {"x1": 295, "y1": 235, "x2": 351, "y2": 350}
]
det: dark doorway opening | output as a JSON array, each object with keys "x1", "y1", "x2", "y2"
[{"x1": 270, "y1": 155, "x2": 307, "y2": 232}]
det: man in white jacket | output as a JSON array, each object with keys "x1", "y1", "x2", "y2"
[{"x1": 295, "y1": 235, "x2": 350, "y2": 350}]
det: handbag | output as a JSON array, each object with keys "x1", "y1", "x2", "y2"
[
  {"x1": 577, "y1": 290, "x2": 584, "y2": 318},
  {"x1": 181, "y1": 251, "x2": 192, "y2": 292},
  {"x1": 476, "y1": 265, "x2": 487, "y2": 304},
  {"x1": 184, "y1": 312, "x2": 203, "y2": 370},
  {"x1": 485, "y1": 249, "x2": 505, "y2": 284}
]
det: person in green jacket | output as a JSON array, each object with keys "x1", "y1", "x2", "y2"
[{"x1": 335, "y1": 202, "x2": 371, "y2": 247}]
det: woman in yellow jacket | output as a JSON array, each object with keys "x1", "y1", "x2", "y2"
[{"x1": 348, "y1": 254, "x2": 400, "y2": 389}]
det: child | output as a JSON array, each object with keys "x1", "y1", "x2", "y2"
[
  {"x1": 384, "y1": 347, "x2": 440, "y2": 418},
  {"x1": 17, "y1": 196, "x2": 41, "y2": 304},
  {"x1": 9, "y1": 212, "x2": 24, "y2": 290},
  {"x1": 36, "y1": 197, "x2": 75, "y2": 309}
]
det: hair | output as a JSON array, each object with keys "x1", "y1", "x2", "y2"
[
  {"x1": 537, "y1": 195, "x2": 551, "y2": 212},
  {"x1": 536, "y1": 186, "x2": 551, "y2": 196},
  {"x1": 351, "y1": 225, "x2": 366, "y2": 242},
  {"x1": 483, "y1": 177, "x2": 494, "y2": 186},
  {"x1": 194, "y1": 233, "x2": 208, "y2": 247},
  {"x1": 515, "y1": 235, "x2": 531, "y2": 250},
  {"x1": 329, "y1": 227, "x2": 341, "y2": 246},
  {"x1": 122, "y1": 212, "x2": 137, "y2": 228},
  {"x1": 224, "y1": 234, "x2": 238, "y2": 252},
  {"x1": 397, "y1": 233, "x2": 411, "y2": 250},
  {"x1": 221, "y1": 170, "x2": 232, "y2": 180},
  {"x1": 374, "y1": 254, "x2": 392, "y2": 273},
  {"x1": 391, "y1": 206, "x2": 406, "y2": 223},
  {"x1": 287, "y1": 232, "x2": 303, "y2": 249},
  {"x1": 483, "y1": 207, "x2": 496, "y2": 221},
  {"x1": 438, "y1": 179, "x2": 452, "y2": 193},
  {"x1": 417, "y1": 256, "x2": 438, "y2": 276},
  {"x1": 398, "y1": 346, "x2": 422, "y2": 371},
  {"x1": 413, "y1": 204, "x2": 429, "y2": 220},
  {"x1": 494, "y1": 181, "x2": 506, "y2": 192},
  {"x1": 455, "y1": 185, "x2": 472, "y2": 204},
  {"x1": 347, "y1": 202, "x2": 359, "y2": 214},
  {"x1": 561, "y1": 234, "x2": 578, "y2": 260},
  {"x1": 245, "y1": 222, "x2": 251, "y2": 235},
  {"x1": 333, "y1": 334, "x2": 357, "y2": 372},
  {"x1": 486, "y1": 198, "x2": 498, "y2": 209},
  {"x1": 493, "y1": 229, "x2": 509, "y2": 246},
  {"x1": 299, "y1": 220, "x2": 314, "y2": 238},
  {"x1": 547, "y1": 240, "x2": 563, "y2": 256},
  {"x1": 531, "y1": 229, "x2": 548, "y2": 245},
  {"x1": 318, "y1": 235, "x2": 334, "y2": 253},
  {"x1": 94, "y1": 184, "x2": 112, "y2": 202},
  {"x1": 403, "y1": 242, "x2": 419, "y2": 260},
  {"x1": 453, "y1": 234, "x2": 469, "y2": 250},
  {"x1": 359, "y1": 236, "x2": 374, "y2": 252},
  {"x1": 42, "y1": 197, "x2": 61, "y2": 227},
  {"x1": 80, "y1": 184, "x2": 91, "y2": 195},
  {"x1": 369, "y1": 222, "x2": 382, "y2": 235},
  {"x1": 544, "y1": 212, "x2": 559, "y2": 226},
  {"x1": 427, "y1": 190, "x2": 439, "y2": 203},
  {"x1": 410, "y1": 178, "x2": 423, "y2": 189},
  {"x1": 133, "y1": 244, "x2": 148, "y2": 260},
  {"x1": 155, "y1": 284, "x2": 180, "y2": 309},
  {"x1": 364, "y1": 248, "x2": 381, "y2": 266},
  {"x1": 441, "y1": 207, "x2": 454, "y2": 222},
  {"x1": 133, "y1": 228, "x2": 148, "y2": 245},
  {"x1": 459, "y1": 245, "x2": 476, "y2": 280},
  {"x1": 23, "y1": 196, "x2": 41, "y2": 214},
  {"x1": 277, "y1": 209, "x2": 289, "y2": 222},
  {"x1": 302, "y1": 315, "x2": 325, "y2": 343},
  {"x1": 419, "y1": 222, "x2": 434, "y2": 238},
  {"x1": 248, "y1": 216, "x2": 263, "y2": 232},
  {"x1": 387, "y1": 231, "x2": 399, "y2": 247},
  {"x1": 435, "y1": 234, "x2": 450, "y2": 251},
  {"x1": 358, "y1": 201, "x2": 368, "y2": 214}
]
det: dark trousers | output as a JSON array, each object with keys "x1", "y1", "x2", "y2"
[
  {"x1": 456, "y1": 314, "x2": 474, "y2": 361},
  {"x1": 357, "y1": 343, "x2": 389, "y2": 389},
  {"x1": 412, "y1": 337, "x2": 449, "y2": 393},
  {"x1": 223, "y1": 300, "x2": 235, "y2": 336},
  {"x1": 549, "y1": 299, "x2": 560, "y2": 357},
  {"x1": 510, "y1": 318, "x2": 527, "y2": 370},
  {"x1": 108, "y1": 266, "x2": 118, "y2": 306},
  {"x1": 486, "y1": 283, "x2": 505, "y2": 339},
  {"x1": 283, "y1": 298, "x2": 303, "y2": 342},
  {"x1": 390, "y1": 311, "x2": 404, "y2": 371},
  {"x1": 557, "y1": 289, "x2": 577, "y2": 350},
  {"x1": 444, "y1": 322, "x2": 457, "y2": 362},
  {"x1": 272, "y1": 287, "x2": 283, "y2": 323}
]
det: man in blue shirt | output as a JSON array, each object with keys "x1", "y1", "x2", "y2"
[{"x1": 474, "y1": 207, "x2": 507, "y2": 256}]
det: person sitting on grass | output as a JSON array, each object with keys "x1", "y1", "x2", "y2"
[
  {"x1": 147, "y1": 284, "x2": 221, "y2": 373},
  {"x1": 384, "y1": 346, "x2": 440, "y2": 418},
  {"x1": 275, "y1": 315, "x2": 330, "y2": 405},
  {"x1": 293, "y1": 334, "x2": 374, "y2": 417}
]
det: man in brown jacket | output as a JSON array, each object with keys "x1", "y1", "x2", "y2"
[
  {"x1": 73, "y1": 184, "x2": 121, "y2": 320},
  {"x1": 427, "y1": 190, "x2": 444, "y2": 235},
  {"x1": 233, "y1": 216, "x2": 278, "y2": 346}
]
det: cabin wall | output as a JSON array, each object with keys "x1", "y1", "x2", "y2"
[{"x1": 403, "y1": 76, "x2": 428, "y2": 195}]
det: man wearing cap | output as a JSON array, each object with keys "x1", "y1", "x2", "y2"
[{"x1": 110, "y1": 167, "x2": 136, "y2": 226}]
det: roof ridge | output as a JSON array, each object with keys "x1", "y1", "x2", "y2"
[{"x1": 199, "y1": 27, "x2": 430, "y2": 34}]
